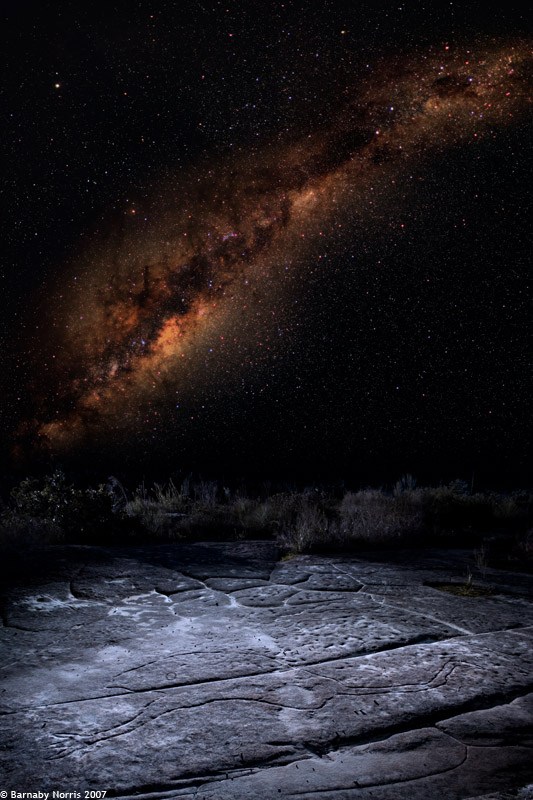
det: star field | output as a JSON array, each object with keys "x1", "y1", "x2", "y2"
[{"x1": 2, "y1": 1, "x2": 531, "y2": 483}]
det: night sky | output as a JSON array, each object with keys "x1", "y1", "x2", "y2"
[{"x1": 1, "y1": 1, "x2": 531, "y2": 486}]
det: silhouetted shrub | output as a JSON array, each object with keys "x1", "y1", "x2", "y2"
[{"x1": 0, "y1": 469, "x2": 116, "y2": 544}]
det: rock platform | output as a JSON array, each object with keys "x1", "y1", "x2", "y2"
[{"x1": 0, "y1": 542, "x2": 532, "y2": 799}]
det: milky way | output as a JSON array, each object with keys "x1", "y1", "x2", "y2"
[{"x1": 25, "y1": 41, "x2": 531, "y2": 459}]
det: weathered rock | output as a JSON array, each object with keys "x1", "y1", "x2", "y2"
[{"x1": 0, "y1": 543, "x2": 531, "y2": 798}]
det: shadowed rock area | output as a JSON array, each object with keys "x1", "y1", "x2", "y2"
[{"x1": 0, "y1": 542, "x2": 532, "y2": 798}]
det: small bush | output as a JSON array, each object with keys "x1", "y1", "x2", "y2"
[
  {"x1": 335, "y1": 488, "x2": 424, "y2": 545},
  {"x1": 123, "y1": 479, "x2": 188, "y2": 536},
  {"x1": 424, "y1": 486, "x2": 499, "y2": 538},
  {"x1": 0, "y1": 469, "x2": 115, "y2": 544},
  {"x1": 279, "y1": 500, "x2": 331, "y2": 553}
]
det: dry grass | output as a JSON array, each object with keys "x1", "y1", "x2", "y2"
[{"x1": 278, "y1": 482, "x2": 532, "y2": 555}]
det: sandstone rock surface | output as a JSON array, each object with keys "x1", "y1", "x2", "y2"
[{"x1": 0, "y1": 542, "x2": 532, "y2": 798}]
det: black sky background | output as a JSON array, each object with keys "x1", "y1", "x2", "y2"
[{"x1": 1, "y1": 0, "x2": 531, "y2": 488}]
